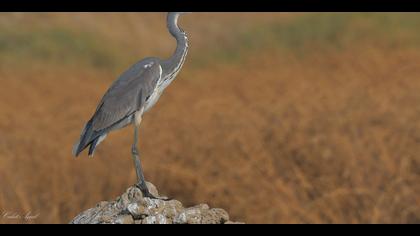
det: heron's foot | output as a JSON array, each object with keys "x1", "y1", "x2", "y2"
[
  {"x1": 134, "y1": 183, "x2": 172, "y2": 201},
  {"x1": 143, "y1": 191, "x2": 172, "y2": 201}
]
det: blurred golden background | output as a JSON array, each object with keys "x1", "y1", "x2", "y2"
[{"x1": 0, "y1": 13, "x2": 419, "y2": 224}]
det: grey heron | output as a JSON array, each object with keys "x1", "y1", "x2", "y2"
[{"x1": 73, "y1": 12, "x2": 190, "y2": 199}]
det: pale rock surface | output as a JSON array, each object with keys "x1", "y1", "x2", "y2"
[{"x1": 70, "y1": 182, "x2": 243, "y2": 224}]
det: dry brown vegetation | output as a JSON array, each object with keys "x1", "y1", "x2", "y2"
[{"x1": 0, "y1": 13, "x2": 419, "y2": 223}]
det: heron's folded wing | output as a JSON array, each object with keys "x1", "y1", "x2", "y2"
[{"x1": 91, "y1": 61, "x2": 161, "y2": 132}]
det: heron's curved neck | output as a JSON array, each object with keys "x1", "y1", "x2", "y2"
[{"x1": 163, "y1": 13, "x2": 189, "y2": 75}]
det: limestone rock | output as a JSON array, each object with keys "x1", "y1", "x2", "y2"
[{"x1": 70, "y1": 182, "x2": 243, "y2": 224}]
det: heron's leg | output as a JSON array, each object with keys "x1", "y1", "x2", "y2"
[
  {"x1": 131, "y1": 125, "x2": 170, "y2": 200},
  {"x1": 131, "y1": 125, "x2": 149, "y2": 192}
]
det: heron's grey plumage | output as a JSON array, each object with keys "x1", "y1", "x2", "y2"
[
  {"x1": 73, "y1": 12, "x2": 189, "y2": 158},
  {"x1": 92, "y1": 59, "x2": 161, "y2": 131}
]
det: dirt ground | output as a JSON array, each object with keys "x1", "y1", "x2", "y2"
[{"x1": 0, "y1": 13, "x2": 419, "y2": 223}]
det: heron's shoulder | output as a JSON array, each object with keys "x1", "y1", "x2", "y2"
[
  {"x1": 116, "y1": 57, "x2": 162, "y2": 80},
  {"x1": 131, "y1": 57, "x2": 162, "y2": 71}
]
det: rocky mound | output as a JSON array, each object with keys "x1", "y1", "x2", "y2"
[{"x1": 70, "y1": 182, "x2": 243, "y2": 224}]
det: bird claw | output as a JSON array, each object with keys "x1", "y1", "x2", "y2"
[
  {"x1": 143, "y1": 192, "x2": 172, "y2": 201},
  {"x1": 134, "y1": 183, "x2": 172, "y2": 201}
]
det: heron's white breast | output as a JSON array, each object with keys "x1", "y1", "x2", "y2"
[
  {"x1": 143, "y1": 65, "x2": 164, "y2": 112},
  {"x1": 144, "y1": 89, "x2": 163, "y2": 112}
]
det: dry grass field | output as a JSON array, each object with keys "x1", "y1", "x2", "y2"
[{"x1": 0, "y1": 13, "x2": 419, "y2": 223}]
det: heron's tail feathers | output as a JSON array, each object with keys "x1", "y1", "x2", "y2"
[
  {"x1": 87, "y1": 134, "x2": 107, "y2": 157},
  {"x1": 73, "y1": 119, "x2": 95, "y2": 157},
  {"x1": 73, "y1": 119, "x2": 108, "y2": 158}
]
